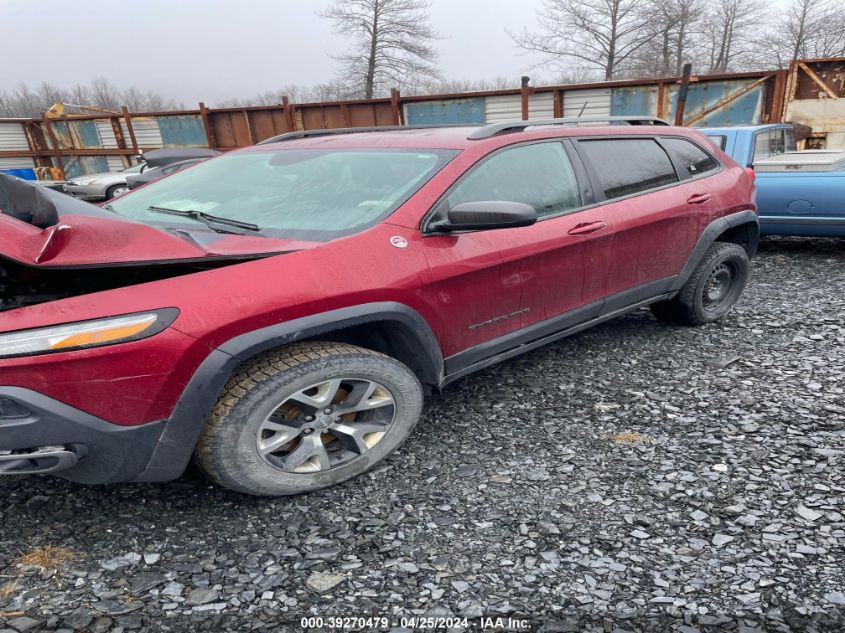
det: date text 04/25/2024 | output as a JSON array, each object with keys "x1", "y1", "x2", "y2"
[{"x1": 299, "y1": 616, "x2": 532, "y2": 630}]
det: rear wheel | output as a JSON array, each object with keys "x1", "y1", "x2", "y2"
[
  {"x1": 650, "y1": 242, "x2": 750, "y2": 326},
  {"x1": 193, "y1": 342, "x2": 423, "y2": 496}
]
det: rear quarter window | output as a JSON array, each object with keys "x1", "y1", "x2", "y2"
[
  {"x1": 578, "y1": 138, "x2": 678, "y2": 200},
  {"x1": 661, "y1": 137, "x2": 720, "y2": 177},
  {"x1": 706, "y1": 134, "x2": 727, "y2": 151}
]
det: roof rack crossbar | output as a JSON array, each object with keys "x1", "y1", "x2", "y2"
[
  {"x1": 256, "y1": 123, "x2": 475, "y2": 145},
  {"x1": 466, "y1": 116, "x2": 671, "y2": 140}
]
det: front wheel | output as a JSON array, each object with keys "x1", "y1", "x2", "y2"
[
  {"x1": 650, "y1": 242, "x2": 750, "y2": 326},
  {"x1": 105, "y1": 184, "x2": 128, "y2": 200},
  {"x1": 193, "y1": 342, "x2": 423, "y2": 496}
]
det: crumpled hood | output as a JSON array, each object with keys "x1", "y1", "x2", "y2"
[{"x1": 0, "y1": 176, "x2": 318, "y2": 268}]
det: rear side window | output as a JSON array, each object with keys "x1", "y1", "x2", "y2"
[
  {"x1": 706, "y1": 134, "x2": 727, "y2": 150},
  {"x1": 578, "y1": 138, "x2": 678, "y2": 200},
  {"x1": 753, "y1": 128, "x2": 797, "y2": 162},
  {"x1": 661, "y1": 137, "x2": 719, "y2": 176},
  {"x1": 446, "y1": 141, "x2": 582, "y2": 218}
]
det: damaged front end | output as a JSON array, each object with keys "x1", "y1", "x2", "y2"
[
  {"x1": 0, "y1": 255, "x2": 245, "y2": 312},
  {"x1": 0, "y1": 175, "x2": 308, "y2": 312}
]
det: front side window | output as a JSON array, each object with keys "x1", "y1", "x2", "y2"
[
  {"x1": 445, "y1": 142, "x2": 582, "y2": 219},
  {"x1": 578, "y1": 138, "x2": 678, "y2": 200},
  {"x1": 661, "y1": 137, "x2": 720, "y2": 176},
  {"x1": 109, "y1": 148, "x2": 456, "y2": 241},
  {"x1": 753, "y1": 129, "x2": 797, "y2": 162}
]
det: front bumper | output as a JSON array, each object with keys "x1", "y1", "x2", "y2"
[
  {"x1": 63, "y1": 183, "x2": 107, "y2": 200},
  {"x1": 0, "y1": 387, "x2": 166, "y2": 484}
]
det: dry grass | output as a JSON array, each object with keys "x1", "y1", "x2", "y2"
[
  {"x1": 15, "y1": 545, "x2": 75, "y2": 570},
  {"x1": 0, "y1": 579, "x2": 18, "y2": 600},
  {"x1": 604, "y1": 431, "x2": 648, "y2": 444}
]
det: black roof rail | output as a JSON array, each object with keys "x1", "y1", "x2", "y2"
[
  {"x1": 467, "y1": 116, "x2": 671, "y2": 140},
  {"x1": 256, "y1": 123, "x2": 476, "y2": 145}
]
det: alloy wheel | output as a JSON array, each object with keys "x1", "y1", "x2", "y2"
[{"x1": 256, "y1": 378, "x2": 396, "y2": 473}]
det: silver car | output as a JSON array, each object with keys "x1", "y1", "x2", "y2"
[{"x1": 64, "y1": 163, "x2": 145, "y2": 201}]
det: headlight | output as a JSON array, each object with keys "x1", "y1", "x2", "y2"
[{"x1": 0, "y1": 309, "x2": 178, "y2": 359}]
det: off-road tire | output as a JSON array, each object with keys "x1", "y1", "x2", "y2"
[
  {"x1": 650, "y1": 242, "x2": 750, "y2": 326},
  {"x1": 193, "y1": 341, "x2": 423, "y2": 496}
]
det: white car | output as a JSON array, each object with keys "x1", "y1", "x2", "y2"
[{"x1": 64, "y1": 163, "x2": 145, "y2": 201}]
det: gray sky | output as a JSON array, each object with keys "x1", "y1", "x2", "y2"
[{"x1": 1, "y1": 0, "x2": 544, "y2": 105}]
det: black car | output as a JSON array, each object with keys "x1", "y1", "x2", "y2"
[{"x1": 125, "y1": 147, "x2": 220, "y2": 190}]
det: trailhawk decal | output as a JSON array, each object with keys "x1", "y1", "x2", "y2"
[{"x1": 468, "y1": 308, "x2": 531, "y2": 330}]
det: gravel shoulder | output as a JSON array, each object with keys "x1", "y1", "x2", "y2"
[{"x1": 1, "y1": 237, "x2": 843, "y2": 632}]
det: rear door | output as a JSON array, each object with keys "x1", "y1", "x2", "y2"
[{"x1": 573, "y1": 136, "x2": 710, "y2": 310}]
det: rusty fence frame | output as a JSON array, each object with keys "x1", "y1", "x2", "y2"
[{"x1": 3, "y1": 60, "x2": 837, "y2": 178}]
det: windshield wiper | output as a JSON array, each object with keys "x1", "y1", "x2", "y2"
[{"x1": 148, "y1": 206, "x2": 261, "y2": 233}]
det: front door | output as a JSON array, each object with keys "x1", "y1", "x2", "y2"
[{"x1": 420, "y1": 140, "x2": 613, "y2": 371}]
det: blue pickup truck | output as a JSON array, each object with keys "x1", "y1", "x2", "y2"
[{"x1": 701, "y1": 123, "x2": 845, "y2": 237}]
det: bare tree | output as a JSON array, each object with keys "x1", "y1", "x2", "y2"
[
  {"x1": 703, "y1": 0, "x2": 762, "y2": 73},
  {"x1": 757, "y1": 0, "x2": 845, "y2": 66},
  {"x1": 0, "y1": 80, "x2": 178, "y2": 117},
  {"x1": 88, "y1": 77, "x2": 122, "y2": 110},
  {"x1": 512, "y1": 0, "x2": 656, "y2": 80},
  {"x1": 319, "y1": 0, "x2": 440, "y2": 99},
  {"x1": 639, "y1": 0, "x2": 705, "y2": 76}
]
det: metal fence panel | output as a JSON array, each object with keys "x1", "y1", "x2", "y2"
[
  {"x1": 404, "y1": 98, "x2": 486, "y2": 124},
  {"x1": 562, "y1": 88, "x2": 612, "y2": 117},
  {"x1": 667, "y1": 79, "x2": 764, "y2": 126},
  {"x1": 157, "y1": 115, "x2": 207, "y2": 146},
  {"x1": 611, "y1": 85, "x2": 659, "y2": 116},
  {"x1": 484, "y1": 93, "x2": 555, "y2": 122}
]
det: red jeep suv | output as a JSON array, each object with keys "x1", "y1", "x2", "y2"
[{"x1": 0, "y1": 117, "x2": 757, "y2": 496}]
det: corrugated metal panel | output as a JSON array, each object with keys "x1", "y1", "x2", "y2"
[
  {"x1": 157, "y1": 115, "x2": 207, "y2": 146},
  {"x1": 563, "y1": 88, "x2": 611, "y2": 117},
  {"x1": 96, "y1": 120, "x2": 119, "y2": 149},
  {"x1": 64, "y1": 156, "x2": 109, "y2": 179},
  {"x1": 484, "y1": 93, "x2": 555, "y2": 122},
  {"x1": 0, "y1": 122, "x2": 29, "y2": 151},
  {"x1": 611, "y1": 86, "x2": 658, "y2": 116},
  {"x1": 668, "y1": 79, "x2": 763, "y2": 126},
  {"x1": 0, "y1": 157, "x2": 36, "y2": 170},
  {"x1": 404, "y1": 98, "x2": 486, "y2": 124},
  {"x1": 131, "y1": 117, "x2": 164, "y2": 148},
  {"x1": 106, "y1": 156, "x2": 126, "y2": 172}
]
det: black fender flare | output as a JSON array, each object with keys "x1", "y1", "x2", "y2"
[
  {"x1": 670, "y1": 209, "x2": 759, "y2": 292},
  {"x1": 134, "y1": 301, "x2": 442, "y2": 482}
]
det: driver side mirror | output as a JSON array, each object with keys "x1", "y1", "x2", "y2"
[{"x1": 439, "y1": 201, "x2": 537, "y2": 232}]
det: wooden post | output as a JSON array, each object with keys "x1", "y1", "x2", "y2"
[
  {"x1": 282, "y1": 96, "x2": 295, "y2": 132},
  {"x1": 109, "y1": 115, "x2": 129, "y2": 168},
  {"x1": 39, "y1": 115, "x2": 64, "y2": 176},
  {"x1": 656, "y1": 81, "x2": 666, "y2": 120},
  {"x1": 243, "y1": 110, "x2": 256, "y2": 144},
  {"x1": 521, "y1": 76, "x2": 531, "y2": 120},
  {"x1": 770, "y1": 69, "x2": 788, "y2": 123},
  {"x1": 121, "y1": 106, "x2": 140, "y2": 157},
  {"x1": 552, "y1": 89, "x2": 563, "y2": 118},
  {"x1": 390, "y1": 88, "x2": 402, "y2": 125},
  {"x1": 674, "y1": 63, "x2": 692, "y2": 126},
  {"x1": 199, "y1": 102, "x2": 217, "y2": 149}
]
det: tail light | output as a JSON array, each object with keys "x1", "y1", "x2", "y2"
[{"x1": 746, "y1": 167, "x2": 756, "y2": 183}]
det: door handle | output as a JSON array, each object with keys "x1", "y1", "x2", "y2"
[
  {"x1": 687, "y1": 193, "x2": 712, "y2": 204},
  {"x1": 568, "y1": 221, "x2": 608, "y2": 235}
]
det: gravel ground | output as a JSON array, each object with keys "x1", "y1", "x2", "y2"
[{"x1": 1, "y1": 237, "x2": 843, "y2": 633}]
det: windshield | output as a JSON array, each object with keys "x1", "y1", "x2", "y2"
[
  {"x1": 122, "y1": 163, "x2": 145, "y2": 173},
  {"x1": 109, "y1": 148, "x2": 456, "y2": 240}
]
